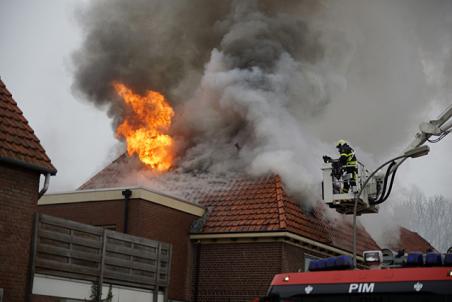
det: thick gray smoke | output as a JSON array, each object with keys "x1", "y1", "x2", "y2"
[
  {"x1": 73, "y1": 0, "x2": 452, "y2": 214},
  {"x1": 73, "y1": 0, "x2": 337, "y2": 203}
]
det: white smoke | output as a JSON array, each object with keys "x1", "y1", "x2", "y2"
[{"x1": 176, "y1": 48, "x2": 336, "y2": 204}]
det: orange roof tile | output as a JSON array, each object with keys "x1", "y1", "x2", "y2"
[
  {"x1": 0, "y1": 78, "x2": 56, "y2": 174},
  {"x1": 198, "y1": 176, "x2": 284, "y2": 233},
  {"x1": 79, "y1": 155, "x2": 436, "y2": 254},
  {"x1": 196, "y1": 174, "x2": 379, "y2": 254},
  {"x1": 388, "y1": 227, "x2": 436, "y2": 253},
  {"x1": 80, "y1": 155, "x2": 380, "y2": 253}
]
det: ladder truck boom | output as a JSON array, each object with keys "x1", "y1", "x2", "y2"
[{"x1": 394, "y1": 104, "x2": 452, "y2": 171}]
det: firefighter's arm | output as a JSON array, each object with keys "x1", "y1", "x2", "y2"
[{"x1": 339, "y1": 154, "x2": 348, "y2": 165}]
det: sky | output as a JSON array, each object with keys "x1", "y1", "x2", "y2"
[
  {"x1": 0, "y1": 0, "x2": 451, "y2": 201},
  {"x1": 0, "y1": 0, "x2": 119, "y2": 191}
]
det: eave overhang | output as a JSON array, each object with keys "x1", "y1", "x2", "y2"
[{"x1": 190, "y1": 231, "x2": 365, "y2": 262}]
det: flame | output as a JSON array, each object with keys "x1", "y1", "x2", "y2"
[{"x1": 113, "y1": 82, "x2": 174, "y2": 171}]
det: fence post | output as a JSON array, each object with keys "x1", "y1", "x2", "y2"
[
  {"x1": 153, "y1": 242, "x2": 161, "y2": 302},
  {"x1": 97, "y1": 229, "x2": 108, "y2": 302},
  {"x1": 164, "y1": 245, "x2": 172, "y2": 302},
  {"x1": 26, "y1": 213, "x2": 40, "y2": 302}
]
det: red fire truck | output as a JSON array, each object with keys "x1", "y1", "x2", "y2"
[{"x1": 257, "y1": 250, "x2": 452, "y2": 302}]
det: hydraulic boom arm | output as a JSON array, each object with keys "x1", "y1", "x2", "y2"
[
  {"x1": 372, "y1": 104, "x2": 452, "y2": 205},
  {"x1": 393, "y1": 104, "x2": 452, "y2": 171},
  {"x1": 406, "y1": 104, "x2": 452, "y2": 151}
]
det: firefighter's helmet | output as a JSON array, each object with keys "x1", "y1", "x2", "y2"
[{"x1": 336, "y1": 139, "x2": 348, "y2": 148}]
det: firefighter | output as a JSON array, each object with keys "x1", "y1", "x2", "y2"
[{"x1": 336, "y1": 139, "x2": 358, "y2": 193}]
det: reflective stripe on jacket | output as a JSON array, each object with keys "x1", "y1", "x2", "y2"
[{"x1": 339, "y1": 145, "x2": 357, "y2": 168}]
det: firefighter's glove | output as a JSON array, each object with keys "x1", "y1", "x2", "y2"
[{"x1": 323, "y1": 155, "x2": 332, "y2": 163}]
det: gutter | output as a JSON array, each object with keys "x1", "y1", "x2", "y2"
[
  {"x1": 190, "y1": 231, "x2": 365, "y2": 261},
  {"x1": 38, "y1": 173, "x2": 51, "y2": 199},
  {"x1": 0, "y1": 157, "x2": 57, "y2": 175},
  {"x1": 0, "y1": 157, "x2": 55, "y2": 200}
]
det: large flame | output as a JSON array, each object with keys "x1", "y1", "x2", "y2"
[{"x1": 113, "y1": 82, "x2": 174, "y2": 171}]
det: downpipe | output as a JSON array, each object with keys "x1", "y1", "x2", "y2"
[
  {"x1": 38, "y1": 173, "x2": 51, "y2": 199},
  {"x1": 122, "y1": 189, "x2": 132, "y2": 234}
]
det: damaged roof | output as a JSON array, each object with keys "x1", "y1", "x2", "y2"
[
  {"x1": 194, "y1": 174, "x2": 379, "y2": 254},
  {"x1": 0, "y1": 78, "x2": 56, "y2": 174},
  {"x1": 80, "y1": 154, "x2": 380, "y2": 254}
]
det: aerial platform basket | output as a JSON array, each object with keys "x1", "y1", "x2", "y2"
[{"x1": 322, "y1": 161, "x2": 380, "y2": 216}]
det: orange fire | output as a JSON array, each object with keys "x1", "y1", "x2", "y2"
[{"x1": 113, "y1": 82, "x2": 174, "y2": 171}]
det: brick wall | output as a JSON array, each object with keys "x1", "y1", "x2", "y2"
[
  {"x1": 38, "y1": 198, "x2": 198, "y2": 301},
  {"x1": 39, "y1": 200, "x2": 124, "y2": 231},
  {"x1": 0, "y1": 164, "x2": 40, "y2": 302},
  {"x1": 281, "y1": 243, "x2": 305, "y2": 273},
  {"x1": 194, "y1": 242, "x2": 295, "y2": 302},
  {"x1": 193, "y1": 241, "x2": 311, "y2": 302}
]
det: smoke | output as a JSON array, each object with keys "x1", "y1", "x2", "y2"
[
  {"x1": 326, "y1": 0, "x2": 452, "y2": 246},
  {"x1": 410, "y1": 0, "x2": 452, "y2": 108},
  {"x1": 72, "y1": 0, "x2": 335, "y2": 204},
  {"x1": 73, "y1": 0, "x2": 452, "y2": 213}
]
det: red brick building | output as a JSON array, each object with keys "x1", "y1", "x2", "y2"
[
  {"x1": 184, "y1": 175, "x2": 379, "y2": 302},
  {"x1": 0, "y1": 79, "x2": 56, "y2": 302},
  {"x1": 37, "y1": 154, "x2": 386, "y2": 302},
  {"x1": 0, "y1": 79, "x2": 435, "y2": 302},
  {"x1": 38, "y1": 144, "x2": 435, "y2": 302}
]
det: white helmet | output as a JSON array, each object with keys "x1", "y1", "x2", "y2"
[{"x1": 336, "y1": 139, "x2": 348, "y2": 148}]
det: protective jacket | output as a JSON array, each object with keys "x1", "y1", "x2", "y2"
[{"x1": 338, "y1": 144, "x2": 357, "y2": 168}]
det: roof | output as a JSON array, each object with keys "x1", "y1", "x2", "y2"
[
  {"x1": 195, "y1": 175, "x2": 379, "y2": 254},
  {"x1": 79, "y1": 153, "x2": 132, "y2": 189},
  {"x1": 388, "y1": 226, "x2": 436, "y2": 253},
  {"x1": 0, "y1": 78, "x2": 56, "y2": 174},
  {"x1": 79, "y1": 154, "x2": 380, "y2": 254}
]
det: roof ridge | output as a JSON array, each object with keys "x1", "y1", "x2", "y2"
[
  {"x1": 78, "y1": 153, "x2": 130, "y2": 190},
  {"x1": 274, "y1": 175, "x2": 287, "y2": 229}
]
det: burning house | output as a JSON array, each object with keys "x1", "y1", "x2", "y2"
[
  {"x1": 35, "y1": 1, "x2": 439, "y2": 301},
  {"x1": 1, "y1": 0, "x2": 449, "y2": 301},
  {"x1": 38, "y1": 153, "x2": 434, "y2": 302}
]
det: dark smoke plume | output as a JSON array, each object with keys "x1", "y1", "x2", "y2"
[
  {"x1": 73, "y1": 0, "x2": 333, "y2": 203},
  {"x1": 73, "y1": 0, "x2": 452, "y2": 211},
  {"x1": 72, "y1": 1, "x2": 326, "y2": 109}
]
